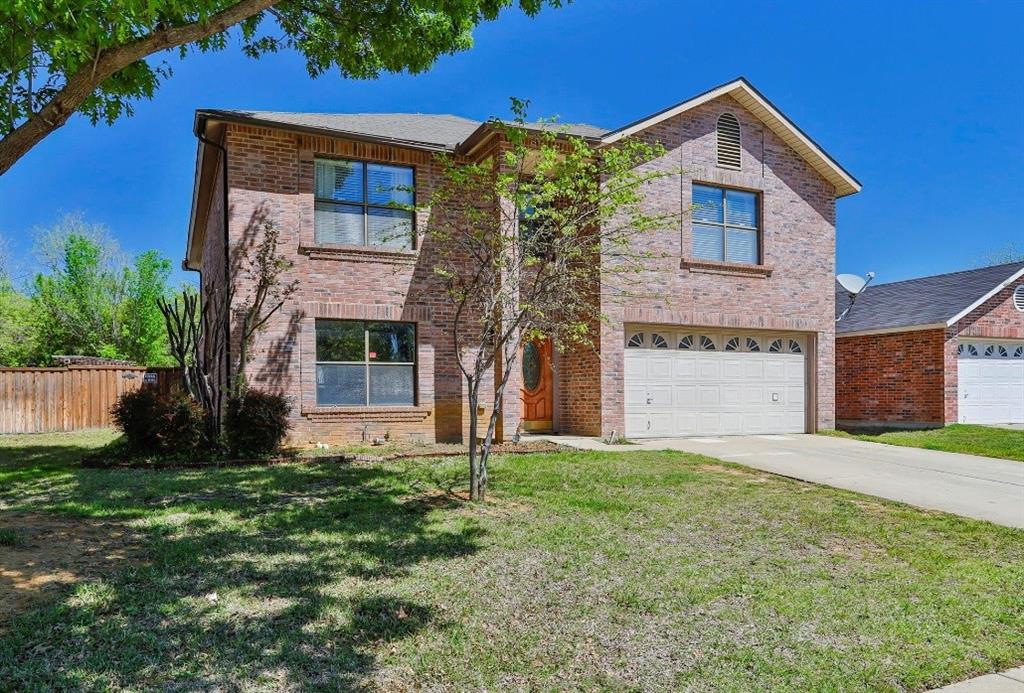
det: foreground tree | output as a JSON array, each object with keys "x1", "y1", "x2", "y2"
[
  {"x1": 0, "y1": 0, "x2": 557, "y2": 175},
  {"x1": 423, "y1": 103, "x2": 678, "y2": 501}
]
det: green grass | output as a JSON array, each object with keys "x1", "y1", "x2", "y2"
[
  {"x1": 823, "y1": 424, "x2": 1024, "y2": 462},
  {"x1": 1, "y1": 430, "x2": 1022, "y2": 691},
  {"x1": 0, "y1": 526, "x2": 25, "y2": 547}
]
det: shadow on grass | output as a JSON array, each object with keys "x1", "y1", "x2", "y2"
[{"x1": 0, "y1": 441, "x2": 482, "y2": 689}]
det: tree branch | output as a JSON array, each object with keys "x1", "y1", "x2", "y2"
[{"x1": 0, "y1": 0, "x2": 279, "y2": 175}]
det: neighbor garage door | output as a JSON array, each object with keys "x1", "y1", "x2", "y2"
[
  {"x1": 624, "y1": 328, "x2": 807, "y2": 438},
  {"x1": 957, "y1": 340, "x2": 1024, "y2": 424}
]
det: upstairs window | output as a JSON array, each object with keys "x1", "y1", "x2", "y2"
[
  {"x1": 315, "y1": 320, "x2": 416, "y2": 406},
  {"x1": 692, "y1": 184, "x2": 760, "y2": 265},
  {"x1": 519, "y1": 198, "x2": 555, "y2": 258},
  {"x1": 314, "y1": 158, "x2": 414, "y2": 249},
  {"x1": 716, "y1": 113, "x2": 742, "y2": 169}
]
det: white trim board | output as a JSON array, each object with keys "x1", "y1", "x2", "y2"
[{"x1": 946, "y1": 266, "x2": 1024, "y2": 327}]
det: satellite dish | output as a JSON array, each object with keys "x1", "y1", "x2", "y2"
[
  {"x1": 836, "y1": 271, "x2": 875, "y2": 323},
  {"x1": 837, "y1": 273, "x2": 867, "y2": 295}
]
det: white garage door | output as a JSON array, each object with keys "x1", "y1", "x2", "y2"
[
  {"x1": 957, "y1": 340, "x2": 1024, "y2": 424},
  {"x1": 624, "y1": 329, "x2": 807, "y2": 438}
]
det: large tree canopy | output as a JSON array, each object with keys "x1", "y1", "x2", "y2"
[{"x1": 0, "y1": 0, "x2": 554, "y2": 174}]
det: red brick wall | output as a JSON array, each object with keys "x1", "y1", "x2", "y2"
[
  {"x1": 200, "y1": 151, "x2": 230, "y2": 419},
  {"x1": 599, "y1": 94, "x2": 839, "y2": 434},
  {"x1": 220, "y1": 123, "x2": 498, "y2": 445},
  {"x1": 956, "y1": 283, "x2": 1024, "y2": 340},
  {"x1": 836, "y1": 330, "x2": 946, "y2": 426}
]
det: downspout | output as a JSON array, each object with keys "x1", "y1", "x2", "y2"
[{"x1": 197, "y1": 119, "x2": 232, "y2": 403}]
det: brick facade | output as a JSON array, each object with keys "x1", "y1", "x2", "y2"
[
  {"x1": 836, "y1": 329, "x2": 946, "y2": 426},
  {"x1": 216, "y1": 123, "x2": 500, "y2": 444},
  {"x1": 597, "y1": 94, "x2": 839, "y2": 434},
  {"x1": 837, "y1": 281, "x2": 1024, "y2": 427},
  {"x1": 194, "y1": 91, "x2": 847, "y2": 444}
]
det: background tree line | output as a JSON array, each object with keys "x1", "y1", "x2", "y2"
[{"x1": 0, "y1": 212, "x2": 181, "y2": 367}]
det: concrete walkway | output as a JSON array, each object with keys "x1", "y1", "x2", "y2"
[
  {"x1": 536, "y1": 433, "x2": 1024, "y2": 528},
  {"x1": 930, "y1": 667, "x2": 1024, "y2": 691}
]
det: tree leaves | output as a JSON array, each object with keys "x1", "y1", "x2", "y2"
[{"x1": 1, "y1": 0, "x2": 559, "y2": 173}]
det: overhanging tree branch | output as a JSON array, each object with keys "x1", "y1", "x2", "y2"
[{"x1": 0, "y1": 0, "x2": 278, "y2": 175}]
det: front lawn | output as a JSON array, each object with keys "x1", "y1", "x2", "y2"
[
  {"x1": 1, "y1": 430, "x2": 1022, "y2": 690},
  {"x1": 824, "y1": 424, "x2": 1024, "y2": 462}
]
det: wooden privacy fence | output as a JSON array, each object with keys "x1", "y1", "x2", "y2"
[{"x1": 0, "y1": 366, "x2": 181, "y2": 434}]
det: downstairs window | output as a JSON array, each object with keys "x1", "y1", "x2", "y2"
[{"x1": 315, "y1": 320, "x2": 416, "y2": 406}]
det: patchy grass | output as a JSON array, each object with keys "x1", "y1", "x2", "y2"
[
  {"x1": 0, "y1": 430, "x2": 1022, "y2": 690},
  {"x1": 0, "y1": 526, "x2": 25, "y2": 547},
  {"x1": 823, "y1": 424, "x2": 1024, "y2": 462}
]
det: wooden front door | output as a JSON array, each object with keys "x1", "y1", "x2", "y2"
[{"x1": 521, "y1": 338, "x2": 553, "y2": 432}]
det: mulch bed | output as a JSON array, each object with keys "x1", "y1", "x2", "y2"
[{"x1": 81, "y1": 440, "x2": 568, "y2": 470}]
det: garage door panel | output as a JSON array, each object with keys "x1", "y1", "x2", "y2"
[
  {"x1": 786, "y1": 385, "x2": 806, "y2": 405},
  {"x1": 744, "y1": 387, "x2": 765, "y2": 404},
  {"x1": 625, "y1": 384, "x2": 648, "y2": 407},
  {"x1": 721, "y1": 412, "x2": 744, "y2": 435},
  {"x1": 764, "y1": 360, "x2": 786, "y2": 380},
  {"x1": 721, "y1": 358, "x2": 745, "y2": 380},
  {"x1": 624, "y1": 329, "x2": 809, "y2": 437},
  {"x1": 742, "y1": 361, "x2": 765, "y2": 379},
  {"x1": 697, "y1": 412, "x2": 721, "y2": 435},
  {"x1": 648, "y1": 411, "x2": 674, "y2": 436},
  {"x1": 721, "y1": 386, "x2": 743, "y2": 406},
  {"x1": 647, "y1": 356, "x2": 672, "y2": 379},
  {"x1": 698, "y1": 386, "x2": 720, "y2": 406},
  {"x1": 624, "y1": 355, "x2": 646, "y2": 379},
  {"x1": 697, "y1": 359, "x2": 720, "y2": 379},
  {"x1": 673, "y1": 356, "x2": 697, "y2": 379},
  {"x1": 648, "y1": 385, "x2": 672, "y2": 407},
  {"x1": 674, "y1": 412, "x2": 698, "y2": 436},
  {"x1": 673, "y1": 385, "x2": 698, "y2": 407},
  {"x1": 785, "y1": 360, "x2": 805, "y2": 380},
  {"x1": 625, "y1": 413, "x2": 648, "y2": 435}
]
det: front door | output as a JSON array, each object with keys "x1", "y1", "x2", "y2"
[{"x1": 521, "y1": 338, "x2": 553, "y2": 432}]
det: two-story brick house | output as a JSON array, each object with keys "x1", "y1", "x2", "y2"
[{"x1": 184, "y1": 78, "x2": 860, "y2": 444}]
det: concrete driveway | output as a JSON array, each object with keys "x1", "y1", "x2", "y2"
[
  {"x1": 548, "y1": 433, "x2": 1024, "y2": 528},
  {"x1": 643, "y1": 435, "x2": 1024, "y2": 528}
]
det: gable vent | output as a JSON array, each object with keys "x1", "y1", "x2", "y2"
[
  {"x1": 1014, "y1": 285, "x2": 1024, "y2": 312},
  {"x1": 716, "y1": 113, "x2": 742, "y2": 169}
]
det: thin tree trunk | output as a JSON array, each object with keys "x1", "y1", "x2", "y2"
[
  {"x1": 467, "y1": 382, "x2": 481, "y2": 501},
  {"x1": 0, "y1": 0, "x2": 278, "y2": 175}
]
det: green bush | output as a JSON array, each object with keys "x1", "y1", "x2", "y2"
[
  {"x1": 155, "y1": 394, "x2": 209, "y2": 458},
  {"x1": 110, "y1": 388, "x2": 163, "y2": 450},
  {"x1": 225, "y1": 390, "x2": 292, "y2": 457},
  {"x1": 111, "y1": 389, "x2": 209, "y2": 457}
]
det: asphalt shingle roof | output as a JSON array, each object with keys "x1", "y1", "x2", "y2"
[
  {"x1": 198, "y1": 110, "x2": 607, "y2": 151},
  {"x1": 836, "y1": 261, "x2": 1024, "y2": 334}
]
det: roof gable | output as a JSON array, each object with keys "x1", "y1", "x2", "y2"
[
  {"x1": 836, "y1": 261, "x2": 1024, "y2": 335},
  {"x1": 600, "y1": 77, "x2": 861, "y2": 198}
]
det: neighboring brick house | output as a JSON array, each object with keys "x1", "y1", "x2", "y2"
[
  {"x1": 836, "y1": 262, "x2": 1024, "y2": 428},
  {"x1": 184, "y1": 78, "x2": 861, "y2": 444}
]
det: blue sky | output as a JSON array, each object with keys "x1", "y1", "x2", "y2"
[{"x1": 1, "y1": 0, "x2": 1021, "y2": 287}]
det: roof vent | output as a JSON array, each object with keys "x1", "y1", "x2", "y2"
[
  {"x1": 716, "y1": 113, "x2": 741, "y2": 169},
  {"x1": 1014, "y1": 285, "x2": 1024, "y2": 312}
]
